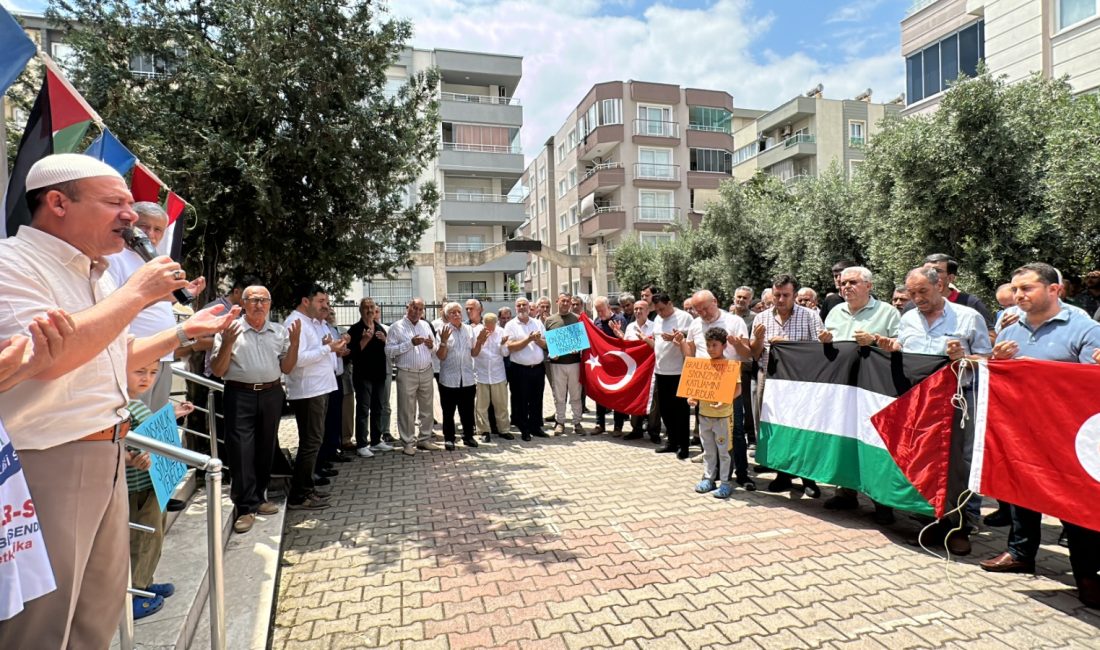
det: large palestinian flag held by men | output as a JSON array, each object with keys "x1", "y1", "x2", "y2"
[{"x1": 758, "y1": 342, "x2": 950, "y2": 516}]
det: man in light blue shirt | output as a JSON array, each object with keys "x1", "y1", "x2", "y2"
[{"x1": 890, "y1": 267, "x2": 992, "y2": 358}]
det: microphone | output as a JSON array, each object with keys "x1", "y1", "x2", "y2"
[{"x1": 121, "y1": 227, "x2": 194, "y2": 306}]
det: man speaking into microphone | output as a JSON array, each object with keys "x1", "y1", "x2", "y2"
[{"x1": 0, "y1": 154, "x2": 239, "y2": 648}]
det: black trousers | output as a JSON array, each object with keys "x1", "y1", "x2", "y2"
[
  {"x1": 1009, "y1": 505, "x2": 1100, "y2": 580},
  {"x1": 440, "y1": 384, "x2": 476, "y2": 442},
  {"x1": 510, "y1": 363, "x2": 545, "y2": 435},
  {"x1": 740, "y1": 366, "x2": 756, "y2": 444},
  {"x1": 596, "y1": 403, "x2": 626, "y2": 431},
  {"x1": 353, "y1": 372, "x2": 386, "y2": 448},
  {"x1": 318, "y1": 383, "x2": 343, "y2": 468},
  {"x1": 655, "y1": 374, "x2": 689, "y2": 451},
  {"x1": 505, "y1": 358, "x2": 520, "y2": 427},
  {"x1": 224, "y1": 385, "x2": 284, "y2": 516},
  {"x1": 289, "y1": 394, "x2": 327, "y2": 502}
]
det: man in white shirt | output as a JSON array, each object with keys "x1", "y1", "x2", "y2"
[
  {"x1": 106, "y1": 202, "x2": 204, "y2": 411},
  {"x1": 436, "y1": 302, "x2": 477, "y2": 450},
  {"x1": 284, "y1": 283, "x2": 344, "y2": 509},
  {"x1": 505, "y1": 297, "x2": 547, "y2": 441},
  {"x1": 472, "y1": 312, "x2": 512, "y2": 443},
  {"x1": 619, "y1": 299, "x2": 659, "y2": 441},
  {"x1": 386, "y1": 298, "x2": 438, "y2": 455},
  {"x1": 650, "y1": 292, "x2": 695, "y2": 458}
]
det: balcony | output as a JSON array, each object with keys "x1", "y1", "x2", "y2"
[
  {"x1": 633, "y1": 163, "x2": 681, "y2": 189},
  {"x1": 756, "y1": 134, "x2": 817, "y2": 170},
  {"x1": 634, "y1": 206, "x2": 681, "y2": 223},
  {"x1": 440, "y1": 92, "x2": 522, "y2": 127},
  {"x1": 632, "y1": 119, "x2": 681, "y2": 146},
  {"x1": 848, "y1": 136, "x2": 865, "y2": 148},
  {"x1": 578, "y1": 162, "x2": 625, "y2": 198},
  {"x1": 686, "y1": 128, "x2": 734, "y2": 150},
  {"x1": 577, "y1": 123, "x2": 624, "y2": 161},
  {"x1": 440, "y1": 193, "x2": 525, "y2": 226},
  {"x1": 580, "y1": 205, "x2": 626, "y2": 239},
  {"x1": 784, "y1": 133, "x2": 816, "y2": 148},
  {"x1": 438, "y1": 142, "x2": 524, "y2": 178}
]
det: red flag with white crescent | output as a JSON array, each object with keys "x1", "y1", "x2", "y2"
[{"x1": 579, "y1": 314, "x2": 655, "y2": 416}]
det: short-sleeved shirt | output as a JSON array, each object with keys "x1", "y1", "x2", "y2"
[
  {"x1": 544, "y1": 312, "x2": 581, "y2": 364},
  {"x1": 824, "y1": 297, "x2": 900, "y2": 341},
  {"x1": 898, "y1": 301, "x2": 992, "y2": 356},
  {"x1": 0, "y1": 227, "x2": 129, "y2": 450},
  {"x1": 757, "y1": 305, "x2": 824, "y2": 369},
  {"x1": 624, "y1": 319, "x2": 654, "y2": 340},
  {"x1": 213, "y1": 317, "x2": 290, "y2": 383},
  {"x1": 592, "y1": 313, "x2": 628, "y2": 338},
  {"x1": 688, "y1": 311, "x2": 750, "y2": 362},
  {"x1": 995, "y1": 304, "x2": 1100, "y2": 364},
  {"x1": 504, "y1": 316, "x2": 546, "y2": 366},
  {"x1": 652, "y1": 308, "x2": 695, "y2": 376},
  {"x1": 471, "y1": 324, "x2": 509, "y2": 384}
]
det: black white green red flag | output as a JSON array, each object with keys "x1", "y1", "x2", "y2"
[{"x1": 758, "y1": 341, "x2": 950, "y2": 516}]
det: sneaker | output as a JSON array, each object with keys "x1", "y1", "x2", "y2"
[
  {"x1": 695, "y1": 479, "x2": 717, "y2": 493},
  {"x1": 691, "y1": 454, "x2": 704, "y2": 463},
  {"x1": 714, "y1": 484, "x2": 735, "y2": 499},
  {"x1": 499, "y1": 432, "x2": 515, "y2": 440},
  {"x1": 463, "y1": 437, "x2": 479, "y2": 448},
  {"x1": 356, "y1": 447, "x2": 375, "y2": 458},
  {"x1": 288, "y1": 495, "x2": 331, "y2": 510},
  {"x1": 482, "y1": 433, "x2": 492, "y2": 443},
  {"x1": 402, "y1": 445, "x2": 416, "y2": 456},
  {"x1": 553, "y1": 424, "x2": 566, "y2": 436},
  {"x1": 574, "y1": 424, "x2": 586, "y2": 436},
  {"x1": 417, "y1": 441, "x2": 442, "y2": 451},
  {"x1": 444, "y1": 441, "x2": 456, "y2": 451},
  {"x1": 145, "y1": 583, "x2": 175, "y2": 598},
  {"x1": 233, "y1": 513, "x2": 256, "y2": 534},
  {"x1": 132, "y1": 594, "x2": 165, "y2": 620},
  {"x1": 258, "y1": 502, "x2": 280, "y2": 516},
  {"x1": 369, "y1": 442, "x2": 394, "y2": 452}
]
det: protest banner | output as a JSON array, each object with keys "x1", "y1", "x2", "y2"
[
  {"x1": 546, "y1": 322, "x2": 590, "y2": 358},
  {"x1": 134, "y1": 405, "x2": 188, "y2": 512},
  {"x1": 0, "y1": 419, "x2": 55, "y2": 620},
  {"x1": 676, "y1": 357, "x2": 740, "y2": 404}
]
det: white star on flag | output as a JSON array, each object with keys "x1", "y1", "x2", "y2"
[{"x1": 585, "y1": 356, "x2": 602, "y2": 371}]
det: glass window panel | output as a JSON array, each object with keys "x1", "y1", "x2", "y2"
[
  {"x1": 1060, "y1": 0, "x2": 1097, "y2": 29},
  {"x1": 959, "y1": 24, "x2": 980, "y2": 77},
  {"x1": 907, "y1": 54, "x2": 923, "y2": 103},
  {"x1": 923, "y1": 44, "x2": 941, "y2": 97},
  {"x1": 940, "y1": 34, "x2": 959, "y2": 86}
]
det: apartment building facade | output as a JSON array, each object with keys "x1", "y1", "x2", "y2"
[
  {"x1": 731, "y1": 93, "x2": 900, "y2": 184},
  {"x1": 902, "y1": 0, "x2": 1100, "y2": 115},
  {"x1": 349, "y1": 48, "x2": 526, "y2": 310},
  {"x1": 519, "y1": 81, "x2": 746, "y2": 300}
]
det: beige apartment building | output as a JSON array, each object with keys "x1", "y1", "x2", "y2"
[
  {"x1": 519, "y1": 81, "x2": 751, "y2": 299},
  {"x1": 902, "y1": 0, "x2": 1100, "y2": 115},
  {"x1": 731, "y1": 92, "x2": 901, "y2": 184}
]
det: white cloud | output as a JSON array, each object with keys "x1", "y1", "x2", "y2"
[
  {"x1": 826, "y1": 0, "x2": 885, "y2": 24},
  {"x1": 392, "y1": 0, "x2": 904, "y2": 159}
]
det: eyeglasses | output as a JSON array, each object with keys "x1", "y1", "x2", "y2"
[
  {"x1": 244, "y1": 297, "x2": 271, "y2": 304},
  {"x1": 839, "y1": 280, "x2": 862, "y2": 287}
]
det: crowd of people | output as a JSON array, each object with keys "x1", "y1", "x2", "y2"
[{"x1": 2, "y1": 154, "x2": 1100, "y2": 648}]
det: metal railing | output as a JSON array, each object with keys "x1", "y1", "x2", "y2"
[
  {"x1": 441, "y1": 141, "x2": 522, "y2": 154},
  {"x1": 119, "y1": 433, "x2": 225, "y2": 650},
  {"x1": 849, "y1": 136, "x2": 865, "y2": 147},
  {"x1": 174, "y1": 368, "x2": 224, "y2": 461},
  {"x1": 634, "y1": 206, "x2": 681, "y2": 222},
  {"x1": 583, "y1": 161, "x2": 623, "y2": 180},
  {"x1": 633, "y1": 162, "x2": 681, "y2": 181},
  {"x1": 442, "y1": 192, "x2": 521, "y2": 203},
  {"x1": 687, "y1": 123, "x2": 732, "y2": 134},
  {"x1": 453, "y1": 292, "x2": 524, "y2": 302},
  {"x1": 783, "y1": 133, "x2": 816, "y2": 148},
  {"x1": 632, "y1": 119, "x2": 680, "y2": 138},
  {"x1": 441, "y1": 92, "x2": 520, "y2": 105},
  {"x1": 444, "y1": 241, "x2": 500, "y2": 252},
  {"x1": 595, "y1": 204, "x2": 624, "y2": 214}
]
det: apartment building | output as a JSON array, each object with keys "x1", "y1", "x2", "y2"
[
  {"x1": 519, "y1": 81, "x2": 746, "y2": 299},
  {"x1": 731, "y1": 91, "x2": 901, "y2": 184},
  {"x1": 901, "y1": 0, "x2": 1100, "y2": 115},
  {"x1": 350, "y1": 48, "x2": 526, "y2": 310}
]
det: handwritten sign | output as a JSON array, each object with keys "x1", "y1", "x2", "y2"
[
  {"x1": 676, "y1": 357, "x2": 741, "y2": 403},
  {"x1": 546, "y1": 322, "x2": 590, "y2": 358},
  {"x1": 0, "y1": 418, "x2": 55, "y2": 620},
  {"x1": 134, "y1": 405, "x2": 188, "y2": 512}
]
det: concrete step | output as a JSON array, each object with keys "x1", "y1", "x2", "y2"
[{"x1": 189, "y1": 499, "x2": 286, "y2": 649}]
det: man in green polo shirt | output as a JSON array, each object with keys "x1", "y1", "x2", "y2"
[{"x1": 818, "y1": 266, "x2": 901, "y2": 523}]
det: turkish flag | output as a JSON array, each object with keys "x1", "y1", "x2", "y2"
[
  {"x1": 579, "y1": 314, "x2": 655, "y2": 416},
  {"x1": 874, "y1": 359, "x2": 1100, "y2": 528}
]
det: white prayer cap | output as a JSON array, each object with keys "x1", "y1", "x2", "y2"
[{"x1": 26, "y1": 153, "x2": 124, "y2": 191}]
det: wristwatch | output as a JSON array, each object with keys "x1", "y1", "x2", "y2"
[{"x1": 176, "y1": 323, "x2": 197, "y2": 347}]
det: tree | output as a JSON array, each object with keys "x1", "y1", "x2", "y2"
[
  {"x1": 611, "y1": 235, "x2": 659, "y2": 296},
  {"x1": 46, "y1": 0, "x2": 439, "y2": 308}
]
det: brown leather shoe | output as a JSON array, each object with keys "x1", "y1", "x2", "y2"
[
  {"x1": 257, "y1": 502, "x2": 280, "y2": 516},
  {"x1": 233, "y1": 513, "x2": 255, "y2": 534},
  {"x1": 1078, "y1": 576, "x2": 1100, "y2": 609},
  {"x1": 945, "y1": 532, "x2": 972, "y2": 556},
  {"x1": 979, "y1": 551, "x2": 1034, "y2": 573}
]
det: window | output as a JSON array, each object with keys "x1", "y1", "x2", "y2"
[
  {"x1": 383, "y1": 77, "x2": 403, "y2": 99},
  {"x1": 541, "y1": 259, "x2": 549, "y2": 273},
  {"x1": 637, "y1": 148, "x2": 674, "y2": 179},
  {"x1": 537, "y1": 163, "x2": 546, "y2": 184},
  {"x1": 458, "y1": 281, "x2": 488, "y2": 297},
  {"x1": 567, "y1": 128, "x2": 577, "y2": 150},
  {"x1": 689, "y1": 148, "x2": 732, "y2": 173},
  {"x1": 558, "y1": 213, "x2": 568, "y2": 232},
  {"x1": 638, "y1": 190, "x2": 674, "y2": 221},
  {"x1": 51, "y1": 42, "x2": 78, "y2": 72},
  {"x1": 600, "y1": 99, "x2": 622, "y2": 125},
  {"x1": 1060, "y1": 0, "x2": 1098, "y2": 29},
  {"x1": 568, "y1": 167, "x2": 577, "y2": 188},
  {"x1": 442, "y1": 122, "x2": 520, "y2": 152},
  {"x1": 558, "y1": 178, "x2": 567, "y2": 198},
  {"x1": 540, "y1": 226, "x2": 548, "y2": 243},
  {"x1": 569, "y1": 243, "x2": 579, "y2": 255},
  {"x1": 906, "y1": 21, "x2": 984, "y2": 103},
  {"x1": 848, "y1": 120, "x2": 865, "y2": 147},
  {"x1": 640, "y1": 233, "x2": 674, "y2": 248},
  {"x1": 733, "y1": 142, "x2": 759, "y2": 165},
  {"x1": 637, "y1": 105, "x2": 673, "y2": 136},
  {"x1": 556, "y1": 143, "x2": 566, "y2": 163},
  {"x1": 538, "y1": 196, "x2": 547, "y2": 214},
  {"x1": 569, "y1": 205, "x2": 578, "y2": 225},
  {"x1": 582, "y1": 104, "x2": 598, "y2": 137},
  {"x1": 688, "y1": 107, "x2": 733, "y2": 133},
  {"x1": 363, "y1": 279, "x2": 413, "y2": 303}
]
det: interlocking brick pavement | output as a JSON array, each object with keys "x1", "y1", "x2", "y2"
[{"x1": 272, "y1": 396, "x2": 1100, "y2": 649}]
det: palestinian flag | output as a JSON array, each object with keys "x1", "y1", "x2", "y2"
[
  {"x1": 3, "y1": 67, "x2": 95, "y2": 237},
  {"x1": 758, "y1": 341, "x2": 950, "y2": 516}
]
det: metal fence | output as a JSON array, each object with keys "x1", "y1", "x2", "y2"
[{"x1": 329, "y1": 302, "x2": 443, "y2": 327}]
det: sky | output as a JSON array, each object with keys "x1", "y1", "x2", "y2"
[{"x1": 4, "y1": 0, "x2": 910, "y2": 159}]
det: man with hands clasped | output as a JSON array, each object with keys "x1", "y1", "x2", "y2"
[{"x1": 386, "y1": 298, "x2": 438, "y2": 455}]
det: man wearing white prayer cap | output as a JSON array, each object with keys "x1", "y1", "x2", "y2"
[{"x1": 0, "y1": 154, "x2": 240, "y2": 648}]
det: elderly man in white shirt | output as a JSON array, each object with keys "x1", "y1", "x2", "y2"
[
  {"x1": 284, "y1": 283, "x2": 345, "y2": 510},
  {"x1": 505, "y1": 297, "x2": 548, "y2": 441},
  {"x1": 472, "y1": 312, "x2": 512, "y2": 443},
  {"x1": 386, "y1": 298, "x2": 438, "y2": 455},
  {"x1": 436, "y1": 302, "x2": 478, "y2": 450},
  {"x1": 618, "y1": 299, "x2": 659, "y2": 441}
]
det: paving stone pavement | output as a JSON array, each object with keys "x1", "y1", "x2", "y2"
[{"x1": 272, "y1": 394, "x2": 1100, "y2": 649}]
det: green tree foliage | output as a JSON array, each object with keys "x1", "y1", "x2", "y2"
[
  {"x1": 611, "y1": 235, "x2": 659, "y2": 296},
  {"x1": 45, "y1": 0, "x2": 439, "y2": 307}
]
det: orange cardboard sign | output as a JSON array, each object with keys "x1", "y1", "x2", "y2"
[{"x1": 676, "y1": 357, "x2": 741, "y2": 403}]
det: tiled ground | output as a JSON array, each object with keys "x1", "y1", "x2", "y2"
[{"x1": 272, "y1": 400, "x2": 1100, "y2": 649}]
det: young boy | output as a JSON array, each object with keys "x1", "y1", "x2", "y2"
[
  {"x1": 688, "y1": 328, "x2": 746, "y2": 499},
  {"x1": 125, "y1": 360, "x2": 194, "y2": 619}
]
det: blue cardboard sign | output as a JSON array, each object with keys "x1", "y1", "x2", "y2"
[
  {"x1": 546, "y1": 322, "x2": 590, "y2": 358},
  {"x1": 134, "y1": 405, "x2": 187, "y2": 512}
]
